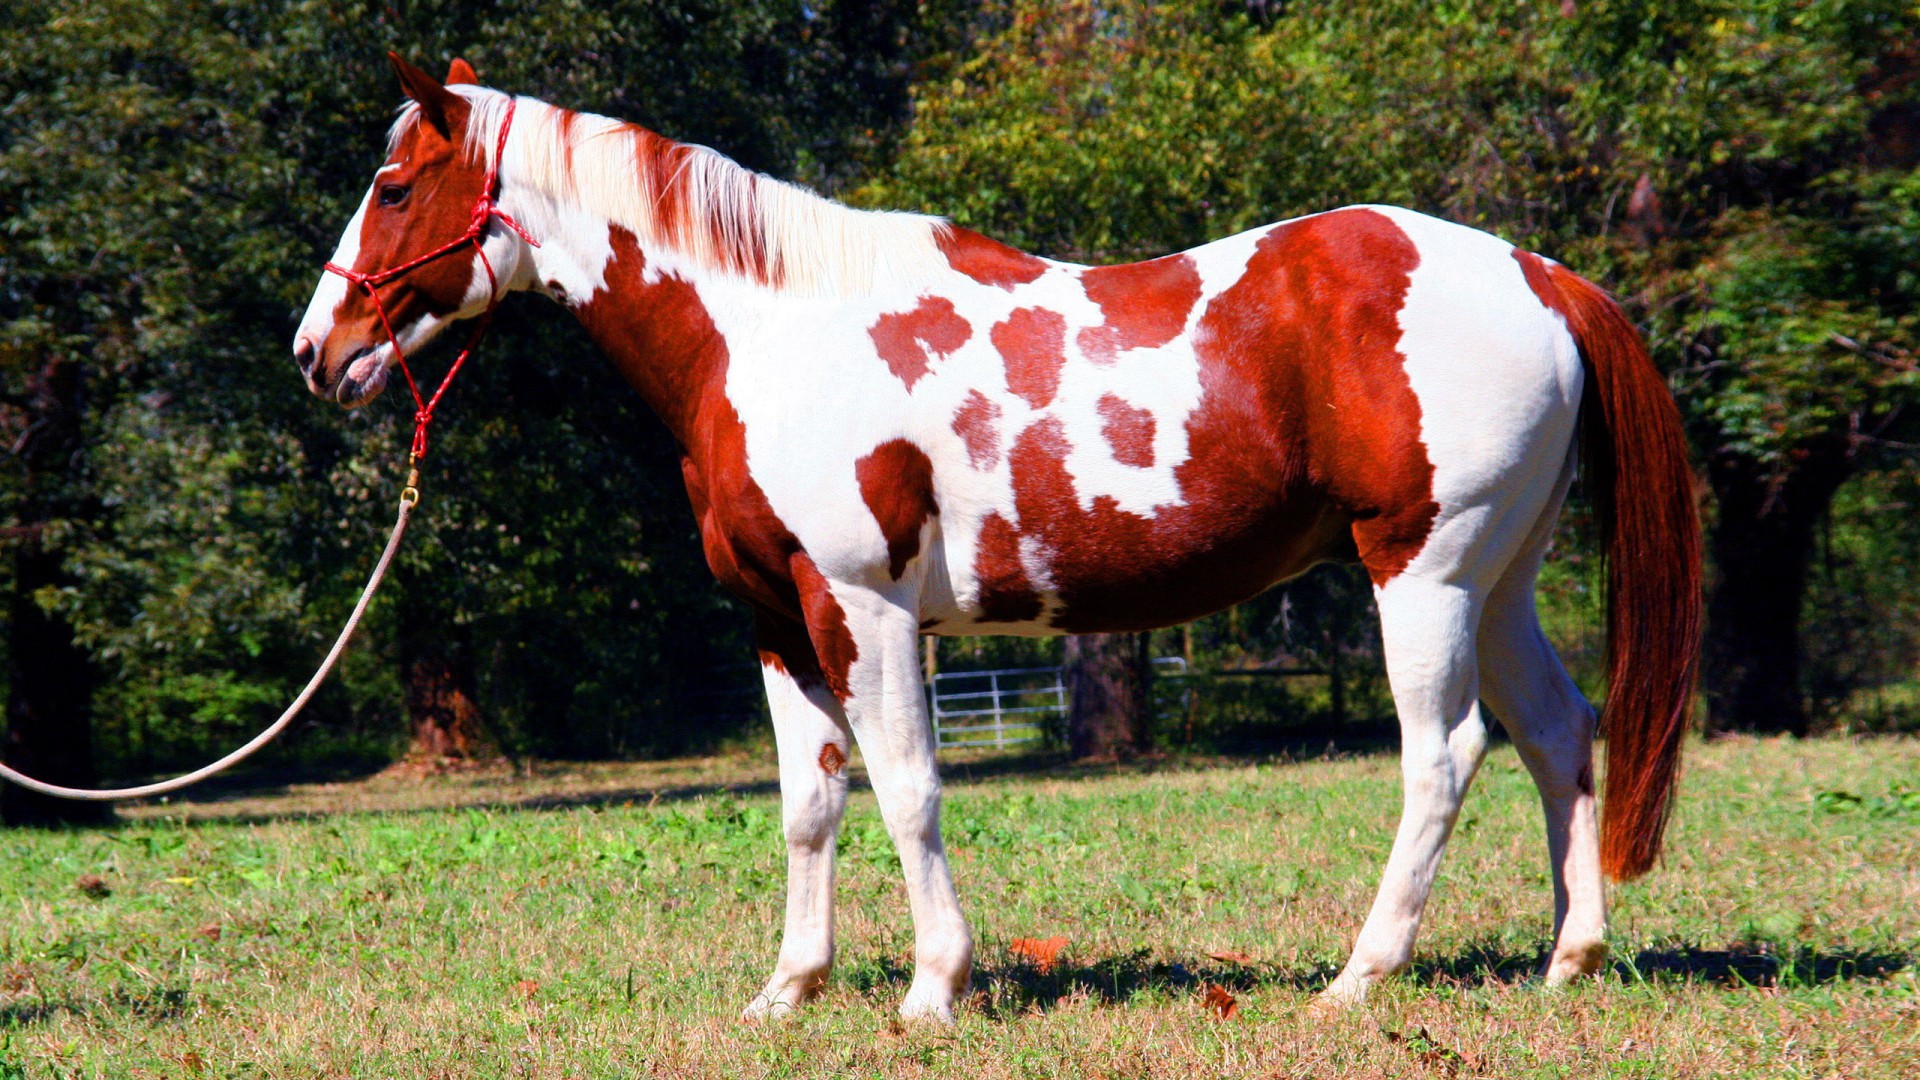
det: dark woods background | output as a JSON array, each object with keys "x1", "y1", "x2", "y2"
[{"x1": 3, "y1": 1, "x2": 1917, "y2": 822}]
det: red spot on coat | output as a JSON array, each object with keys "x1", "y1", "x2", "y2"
[
  {"x1": 938, "y1": 226, "x2": 1048, "y2": 289},
  {"x1": 993, "y1": 307, "x2": 1068, "y2": 409},
  {"x1": 1076, "y1": 254, "x2": 1203, "y2": 362},
  {"x1": 579, "y1": 227, "x2": 857, "y2": 697},
  {"x1": 1097, "y1": 394, "x2": 1155, "y2": 468},
  {"x1": 982, "y1": 209, "x2": 1433, "y2": 630},
  {"x1": 818, "y1": 743, "x2": 847, "y2": 776},
  {"x1": 952, "y1": 390, "x2": 1002, "y2": 468},
  {"x1": 870, "y1": 296, "x2": 972, "y2": 390},
  {"x1": 972, "y1": 511, "x2": 1043, "y2": 623},
  {"x1": 856, "y1": 439, "x2": 938, "y2": 580}
]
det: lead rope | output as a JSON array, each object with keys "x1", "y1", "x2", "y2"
[
  {"x1": 0, "y1": 100, "x2": 532, "y2": 802},
  {"x1": 0, "y1": 484, "x2": 417, "y2": 802}
]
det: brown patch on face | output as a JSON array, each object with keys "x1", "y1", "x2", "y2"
[
  {"x1": 316, "y1": 116, "x2": 487, "y2": 398},
  {"x1": 580, "y1": 227, "x2": 858, "y2": 697},
  {"x1": 870, "y1": 296, "x2": 973, "y2": 390},
  {"x1": 993, "y1": 307, "x2": 1068, "y2": 409},
  {"x1": 938, "y1": 226, "x2": 1048, "y2": 289},
  {"x1": 975, "y1": 208, "x2": 1432, "y2": 630},
  {"x1": 818, "y1": 743, "x2": 847, "y2": 776},
  {"x1": 972, "y1": 511, "x2": 1044, "y2": 623},
  {"x1": 1075, "y1": 254, "x2": 1202, "y2": 362},
  {"x1": 1097, "y1": 394, "x2": 1156, "y2": 468},
  {"x1": 856, "y1": 439, "x2": 939, "y2": 580},
  {"x1": 952, "y1": 390, "x2": 1002, "y2": 469}
]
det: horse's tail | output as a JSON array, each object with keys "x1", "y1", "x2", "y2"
[{"x1": 1528, "y1": 259, "x2": 1702, "y2": 881}]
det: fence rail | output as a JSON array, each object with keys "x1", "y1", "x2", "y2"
[
  {"x1": 927, "y1": 666, "x2": 1063, "y2": 749},
  {"x1": 927, "y1": 657, "x2": 1191, "y2": 750}
]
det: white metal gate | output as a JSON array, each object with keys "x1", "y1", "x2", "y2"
[{"x1": 927, "y1": 666, "x2": 1064, "y2": 749}]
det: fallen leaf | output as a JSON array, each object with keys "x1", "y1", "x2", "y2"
[
  {"x1": 515, "y1": 979, "x2": 540, "y2": 999},
  {"x1": 75, "y1": 874, "x2": 110, "y2": 899},
  {"x1": 1207, "y1": 949, "x2": 1257, "y2": 965},
  {"x1": 181, "y1": 1051, "x2": 205, "y2": 1074},
  {"x1": 1201, "y1": 983, "x2": 1239, "y2": 1019},
  {"x1": 194, "y1": 923, "x2": 222, "y2": 942},
  {"x1": 1009, "y1": 936, "x2": 1068, "y2": 973},
  {"x1": 2, "y1": 963, "x2": 30, "y2": 993},
  {"x1": 164, "y1": 876, "x2": 198, "y2": 886}
]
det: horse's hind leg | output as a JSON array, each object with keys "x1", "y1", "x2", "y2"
[
  {"x1": 1322, "y1": 572, "x2": 1491, "y2": 1004},
  {"x1": 1476, "y1": 470, "x2": 1609, "y2": 983},
  {"x1": 744, "y1": 610, "x2": 854, "y2": 1019}
]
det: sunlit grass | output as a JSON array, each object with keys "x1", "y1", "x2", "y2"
[{"x1": 2, "y1": 736, "x2": 1916, "y2": 1077}]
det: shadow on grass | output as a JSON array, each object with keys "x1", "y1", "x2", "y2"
[
  {"x1": 83, "y1": 736, "x2": 1406, "y2": 828},
  {"x1": 0, "y1": 985, "x2": 191, "y2": 1028},
  {"x1": 844, "y1": 939, "x2": 1914, "y2": 1015}
]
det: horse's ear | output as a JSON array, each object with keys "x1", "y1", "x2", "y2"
[
  {"x1": 446, "y1": 58, "x2": 479, "y2": 86},
  {"x1": 388, "y1": 51, "x2": 468, "y2": 139}
]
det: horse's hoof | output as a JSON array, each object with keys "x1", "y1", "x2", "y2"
[
  {"x1": 1542, "y1": 939, "x2": 1609, "y2": 985},
  {"x1": 741, "y1": 992, "x2": 802, "y2": 1022},
  {"x1": 1311, "y1": 973, "x2": 1371, "y2": 1013},
  {"x1": 898, "y1": 991, "x2": 957, "y2": 1027}
]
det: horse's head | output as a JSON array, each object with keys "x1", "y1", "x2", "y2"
[{"x1": 294, "y1": 54, "x2": 527, "y2": 408}]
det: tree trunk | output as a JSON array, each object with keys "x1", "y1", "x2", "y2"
[
  {"x1": 1702, "y1": 443, "x2": 1852, "y2": 736},
  {"x1": 1064, "y1": 632, "x2": 1151, "y2": 760},
  {"x1": 3, "y1": 544, "x2": 110, "y2": 826},
  {"x1": 398, "y1": 618, "x2": 495, "y2": 765},
  {"x1": 2, "y1": 357, "x2": 108, "y2": 827}
]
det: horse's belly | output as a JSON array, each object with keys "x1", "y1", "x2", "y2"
[{"x1": 925, "y1": 487, "x2": 1354, "y2": 636}]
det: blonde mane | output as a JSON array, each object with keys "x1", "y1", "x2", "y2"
[{"x1": 387, "y1": 89, "x2": 951, "y2": 296}]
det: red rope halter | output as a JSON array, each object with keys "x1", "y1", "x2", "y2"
[{"x1": 323, "y1": 98, "x2": 538, "y2": 459}]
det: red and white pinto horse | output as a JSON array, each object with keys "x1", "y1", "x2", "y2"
[{"x1": 298, "y1": 58, "x2": 1701, "y2": 1021}]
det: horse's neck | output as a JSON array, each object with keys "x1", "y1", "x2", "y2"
[{"x1": 518, "y1": 207, "x2": 749, "y2": 446}]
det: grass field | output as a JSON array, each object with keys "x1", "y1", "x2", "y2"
[{"x1": 2, "y1": 735, "x2": 1916, "y2": 1078}]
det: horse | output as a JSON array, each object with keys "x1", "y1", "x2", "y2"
[{"x1": 295, "y1": 55, "x2": 1701, "y2": 1022}]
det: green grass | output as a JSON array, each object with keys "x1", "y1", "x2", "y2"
[{"x1": 2, "y1": 736, "x2": 1916, "y2": 1078}]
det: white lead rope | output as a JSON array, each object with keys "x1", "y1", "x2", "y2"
[{"x1": 0, "y1": 482, "x2": 419, "y2": 802}]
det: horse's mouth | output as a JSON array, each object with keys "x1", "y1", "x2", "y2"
[{"x1": 331, "y1": 346, "x2": 391, "y2": 408}]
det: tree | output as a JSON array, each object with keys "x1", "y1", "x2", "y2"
[{"x1": 1064, "y1": 632, "x2": 1151, "y2": 759}]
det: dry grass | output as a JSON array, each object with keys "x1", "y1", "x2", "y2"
[{"x1": 2, "y1": 735, "x2": 1916, "y2": 1077}]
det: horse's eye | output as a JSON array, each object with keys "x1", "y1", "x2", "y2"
[{"x1": 378, "y1": 184, "x2": 409, "y2": 208}]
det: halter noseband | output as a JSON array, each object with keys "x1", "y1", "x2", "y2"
[{"x1": 323, "y1": 97, "x2": 538, "y2": 460}]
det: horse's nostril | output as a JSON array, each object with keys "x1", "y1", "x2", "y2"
[{"x1": 294, "y1": 339, "x2": 318, "y2": 377}]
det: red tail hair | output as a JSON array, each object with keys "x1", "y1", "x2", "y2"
[{"x1": 1517, "y1": 253, "x2": 1702, "y2": 881}]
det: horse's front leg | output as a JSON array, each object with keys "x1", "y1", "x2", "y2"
[
  {"x1": 744, "y1": 609, "x2": 853, "y2": 1019},
  {"x1": 834, "y1": 586, "x2": 973, "y2": 1023}
]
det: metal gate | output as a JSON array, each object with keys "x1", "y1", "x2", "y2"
[{"x1": 927, "y1": 666, "x2": 1064, "y2": 749}]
